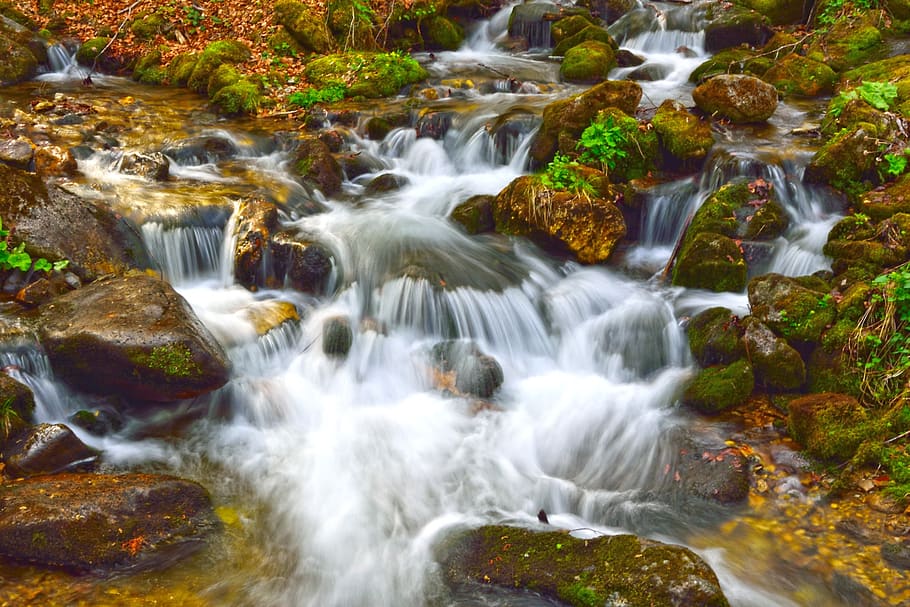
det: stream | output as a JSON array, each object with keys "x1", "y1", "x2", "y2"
[{"x1": 0, "y1": 1, "x2": 904, "y2": 605}]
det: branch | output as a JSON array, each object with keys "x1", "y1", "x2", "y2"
[{"x1": 86, "y1": 0, "x2": 143, "y2": 83}]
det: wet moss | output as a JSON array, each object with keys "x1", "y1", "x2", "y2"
[
  {"x1": 75, "y1": 37, "x2": 109, "y2": 66},
  {"x1": 207, "y1": 63, "x2": 242, "y2": 96},
  {"x1": 165, "y1": 52, "x2": 198, "y2": 86},
  {"x1": 130, "y1": 11, "x2": 168, "y2": 41},
  {"x1": 451, "y1": 195, "x2": 495, "y2": 234},
  {"x1": 651, "y1": 99, "x2": 714, "y2": 169},
  {"x1": 763, "y1": 54, "x2": 837, "y2": 97},
  {"x1": 211, "y1": 80, "x2": 262, "y2": 115},
  {"x1": 747, "y1": 273, "x2": 836, "y2": 343},
  {"x1": 571, "y1": 107, "x2": 658, "y2": 182},
  {"x1": 132, "y1": 49, "x2": 165, "y2": 85},
  {"x1": 420, "y1": 16, "x2": 464, "y2": 50},
  {"x1": 553, "y1": 24, "x2": 614, "y2": 56},
  {"x1": 687, "y1": 306, "x2": 745, "y2": 367},
  {"x1": 734, "y1": 0, "x2": 806, "y2": 24},
  {"x1": 788, "y1": 393, "x2": 872, "y2": 461},
  {"x1": 551, "y1": 14, "x2": 594, "y2": 45},
  {"x1": 186, "y1": 40, "x2": 251, "y2": 94},
  {"x1": 672, "y1": 232, "x2": 747, "y2": 292},
  {"x1": 143, "y1": 344, "x2": 202, "y2": 379},
  {"x1": 0, "y1": 33, "x2": 37, "y2": 84},
  {"x1": 682, "y1": 359, "x2": 754, "y2": 414},
  {"x1": 304, "y1": 51, "x2": 428, "y2": 98},
  {"x1": 805, "y1": 123, "x2": 882, "y2": 200},
  {"x1": 275, "y1": 0, "x2": 334, "y2": 53},
  {"x1": 689, "y1": 48, "x2": 771, "y2": 83}
]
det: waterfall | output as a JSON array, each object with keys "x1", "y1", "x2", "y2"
[{"x1": 38, "y1": 42, "x2": 90, "y2": 81}]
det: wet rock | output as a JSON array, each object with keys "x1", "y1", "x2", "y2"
[
  {"x1": 68, "y1": 406, "x2": 124, "y2": 436},
  {"x1": 233, "y1": 197, "x2": 279, "y2": 291},
  {"x1": 0, "y1": 373, "x2": 35, "y2": 446},
  {"x1": 292, "y1": 135, "x2": 343, "y2": 196},
  {"x1": 763, "y1": 55, "x2": 837, "y2": 97},
  {"x1": 14, "y1": 272, "x2": 76, "y2": 307},
  {"x1": 580, "y1": 0, "x2": 637, "y2": 24},
  {"x1": 747, "y1": 273, "x2": 835, "y2": 342},
  {"x1": 186, "y1": 40, "x2": 251, "y2": 95},
  {"x1": 430, "y1": 340, "x2": 504, "y2": 399},
  {"x1": 704, "y1": 5, "x2": 772, "y2": 52},
  {"x1": 550, "y1": 14, "x2": 594, "y2": 45},
  {"x1": 553, "y1": 24, "x2": 615, "y2": 56},
  {"x1": 119, "y1": 152, "x2": 170, "y2": 181},
  {"x1": 161, "y1": 134, "x2": 239, "y2": 165},
  {"x1": 38, "y1": 272, "x2": 231, "y2": 402},
  {"x1": 686, "y1": 306, "x2": 745, "y2": 367},
  {"x1": 0, "y1": 163, "x2": 154, "y2": 282},
  {"x1": 416, "y1": 111, "x2": 454, "y2": 140},
  {"x1": 451, "y1": 195, "x2": 495, "y2": 234},
  {"x1": 271, "y1": 231, "x2": 333, "y2": 294},
  {"x1": 0, "y1": 136, "x2": 35, "y2": 169},
  {"x1": 788, "y1": 393, "x2": 868, "y2": 461},
  {"x1": 674, "y1": 439, "x2": 750, "y2": 504},
  {"x1": 560, "y1": 40, "x2": 615, "y2": 84},
  {"x1": 693, "y1": 74, "x2": 779, "y2": 123},
  {"x1": 0, "y1": 33, "x2": 38, "y2": 85},
  {"x1": 735, "y1": 0, "x2": 809, "y2": 24},
  {"x1": 860, "y1": 177, "x2": 910, "y2": 221},
  {"x1": 34, "y1": 145, "x2": 78, "y2": 177},
  {"x1": 0, "y1": 472, "x2": 220, "y2": 572},
  {"x1": 318, "y1": 129, "x2": 344, "y2": 153},
  {"x1": 364, "y1": 172, "x2": 408, "y2": 194},
  {"x1": 3, "y1": 423, "x2": 99, "y2": 477},
  {"x1": 682, "y1": 359, "x2": 754, "y2": 414},
  {"x1": 365, "y1": 114, "x2": 408, "y2": 140},
  {"x1": 494, "y1": 175, "x2": 626, "y2": 264},
  {"x1": 508, "y1": 2, "x2": 559, "y2": 48},
  {"x1": 651, "y1": 99, "x2": 714, "y2": 171},
  {"x1": 304, "y1": 52, "x2": 427, "y2": 99},
  {"x1": 672, "y1": 232, "x2": 747, "y2": 292},
  {"x1": 689, "y1": 48, "x2": 771, "y2": 84},
  {"x1": 806, "y1": 12, "x2": 884, "y2": 72},
  {"x1": 615, "y1": 49, "x2": 645, "y2": 67},
  {"x1": 626, "y1": 63, "x2": 669, "y2": 82},
  {"x1": 742, "y1": 317, "x2": 805, "y2": 390},
  {"x1": 420, "y1": 15, "x2": 465, "y2": 51},
  {"x1": 322, "y1": 316, "x2": 353, "y2": 358},
  {"x1": 437, "y1": 525, "x2": 730, "y2": 607},
  {"x1": 805, "y1": 124, "x2": 888, "y2": 201}
]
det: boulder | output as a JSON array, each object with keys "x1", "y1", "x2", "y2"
[
  {"x1": 494, "y1": 176, "x2": 626, "y2": 264},
  {"x1": 322, "y1": 316, "x2": 353, "y2": 358},
  {"x1": 682, "y1": 359, "x2": 754, "y2": 414},
  {"x1": 762, "y1": 55, "x2": 837, "y2": 97},
  {"x1": 429, "y1": 340, "x2": 504, "y2": 399},
  {"x1": 747, "y1": 273, "x2": 835, "y2": 342},
  {"x1": 0, "y1": 473, "x2": 219, "y2": 572},
  {"x1": 0, "y1": 164, "x2": 154, "y2": 282},
  {"x1": 689, "y1": 48, "x2": 771, "y2": 84},
  {"x1": 34, "y1": 145, "x2": 78, "y2": 177},
  {"x1": 579, "y1": 0, "x2": 637, "y2": 24},
  {"x1": 38, "y1": 272, "x2": 231, "y2": 402},
  {"x1": 560, "y1": 40, "x2": 615, "y2": 84},
  {"x1": 551, "y1": 15, "x2": 594, "y2": 45},
  {"x1": 805, "y1": 124, "x2": 889, "y2": 200},
  {"x1": 687, "y1": 178, "x2": 789, "y2": 243},
  {"x1": 742, "y1": 317, "x2": 805, "y2": 390},
  {"x1": 704, "y1": 6, "x2": 772, "y2": 52},
  {"x1": 673, "y1": 439, "x2": 750, "y2": 504},
  {"x1": 860, "y1": 176, "x2": 910, "y2": 221},
  {"x1": 161, "y1": 134, "x2": 239, "y2": 165},
  {"x1": 571, "y1": 108, "x2": 658, "y2": 183},
  {"x1": 270, "y1": 231, "x2": 334, "y2": 294},
  {"x1": 119, "y1": 152, "x2": 170, "y2": 181},
  {"x1": 734, "y1": 0, "x2": 808, "y2": 24},
  {"x1": 420, "y1": 16, "x2": 465, "y2": 51},
  {"x1": 651, "y1": 99, "x2": 714, "y2": 170},
  {"x1": 806, "y1": 12, "x2": 884, "y2": 72},
  {"x1": 788, "y1": 393, "x2": 869, "y2": 461},
  {"x1": 553, "y1": 24, "x2": 615, "y2": 56},
  {"x1": 508, "y1": 2, "x2": 559, "y2": 48},
  {"x1": 451, "y1": 195, "x2": 495, "y2": 234},
  {"x1": 3, "y1": 423, "x2": 99, "y2": 477},
  {"x1": 823, "y1": 213, "x2": 910, "y2": 276},
  {"x1": 693, "y1": 75, "x2": 779, "y2": 123},
  {"x1": 292, "y1": 135, "x2": 343, "y2": 196},
  {"x1": 438, "y1": 525, "x2": 730, "y2": 607},
  {"x1": 232, "y1": 197, "x2": 279, "y2": 290},
  {"x1": 274, "y1": 0, "x2": 334, "y2": 53},
  {"x1": 529, "y1": 79, "x2": 642, "y2": 166},
  {"x1": 686, "y1": 306, "x2": 745, "y2": 367},
  {"x1": 0, "y1": 33, "x2": 38, "y2": 84},
  {"x1": 186, "y1": 40, "x2": 251, "y2": 95},
  {"x1": 0, "y1": 136, "x2": 35, "y2": 169},
  {"x1": 364, "y1": 172, "x2": 408, "y2": 194},
  {"x1": 671, "y1": 232, "x2": 747, "y2": 292},
  {"x1": 304, "y1": 52, "x2": 427, "y2": 99}
]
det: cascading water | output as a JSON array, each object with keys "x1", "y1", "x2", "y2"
[{"x1": 0, "y1": 1, "x2": 874, "y2": 606}]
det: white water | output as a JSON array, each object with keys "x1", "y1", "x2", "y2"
[{"x1": 0, "y1": 2, "x2": 851, "y2": 606}]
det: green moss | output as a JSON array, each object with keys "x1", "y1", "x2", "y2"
[
  {"x1": 560, "y1": 40, "x2": 615, "y2": 84},
  {"x1": 553, "y1": 25, "x2": 614, "y2": 56},
  {"x1": 763, "y1": 55, "x2": 837, "y2": 97},
  {"x1": 788, "y1": 393, "x2": 871, "y2": 461},
  {"x1": 166, "y1": 52, "x2": 198, "y2": 86},
  {"x1": 672, "y1": 232, "x2": 747, "y2": 292},
  {"x1": 187, "y1": 40, "x2": 251, "y2": 94},
  {"x1": 551, "y1": 15, "x2": 595, "y2": 45},
  {"x1": 305, "y1": 51, "x2": 428, "y2": 98},
  {"x1": 689, "y1": 49, "x2": 771, "y2": 83},
  {"x1": 651, "y1": 99, "x2": 714, "y2": 167},
  {"x1": 683, "y1": 359, "x2": 754, "y2": 414},
  {"x1": 130, "y1": 12, "x2": 168, "y2": 41},
  {"x1": 0, "y1": 33, "x2": 38, "y2": 84},
  {"x1": 279, "y1": 1, "x2": 334, "y2": 53},
  {"x1": 75, "y1": 37, "x2": 110, "y2": 66},
  {"x1": 687, "y1": 307, "x2": 745, "y2": 367},
  {"x1": 208, "y1": 63, "x2": 242, "y2": 96},
  {"x1": 211, "y1": 80, "x2": 263, "y2": 115},
  {"x1": 144, "y1": 344, "x2": 201, "y2": 378},
  {"x1": 420, "y1": 16, "x2": 464, "y2": 50},
  {"x1": 805, "y1": 123, "x2": 882, "y2": 200},
  {"x1": 132, "y1": 49, "x2": 163, "y2": 83},
  {"x1": 734, "y1": 0, "x2": 805, "y2": 24}
]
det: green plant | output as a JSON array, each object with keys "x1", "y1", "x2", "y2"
[
  {"x1": 0, "y1": 216, "x2": 68, "y2": 274},
  {"x1": 817, "y1": 0, "x2": 879, "y2": 27},
  {"x1": 288, "y1": 83, "x2": 347, "y2": 108},
  {"x1": 0, "y1": 397, "x2": 19, "y2": 439},
  {"x1": 539, "y1": 153, "x2": 595, "y2": 195},
  {"x1": 830, "y1": 81, "x2": 898, "y2": 117},
  {"x1": 183, "y1": 4, "x2": 204, "y2": 29},
  {"x1": 882, "y1": 151, "x2": 909, "y2": 178},
  {"x1": 577, "y1": 116, "x2": 628, "y2": 174}
]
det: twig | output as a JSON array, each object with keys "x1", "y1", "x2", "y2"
[
  {"x1": 885, "y1": 428, "x2": 910, "y2": 444},
  {"x1": 87, "y1": 0, "x2": 143, "y2": 83}
]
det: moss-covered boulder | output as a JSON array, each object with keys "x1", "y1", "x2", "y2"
[
  {"x1": 438, "y1": 526, "x2": 729, "y2": 607},
  {"x1": 804, "y1": 123, "x2": 884, "y2": 200},
  {"x1": 0, "y1": 33, "x2": 37, "y2": 84},
  {"x1": 807, "y1": 326, "x2": 864, "y2": 398},
  {"x1": 493, "y1": 175, "x2": 626, "y2": 264},
  {"x1": 704, "y1": 5, "x2": 772, "y2": 52},
  {"x1": 551, "y1": 14, "x2": 594, "y2": 45},
  {"x1": 0, "y1": 473, "x2": 219, "y2": 572},
  {"x1": 186, "y1": 40, "x2": 251, "y2": 94},
  {"x1": 734, "y1": 0, "x2": 807, "y2": 24},
  {"x1": 529, "y1": 79, "x2": 642, "y2": 166},
  {"x1": 747, "y1": 273, "x2": 835, "y2": 342},
  {"x1": 688, "y1": 178, "x2": 789, "y2": 242},
  {"x1": 824, "y1": 212, "x2": 910, "y2": 276},
  {"x1": 38, "y1": 272, "x2": 231, "y2": 402},
  {"x1": 132, "y1": 49, "x2": 166, "y2": 85},
  {"x1": 451, "y1": 194, "x2": 495, "y2": 234},
  {"x1": 274, "y1": 0, "x2": 334, "y2": 53},
  {"x1": 304, "y1": 51, "x2": 427, "y2": 99},
  {"x1": 693, "y1": 74, "x2": 779, "y2": 123},
  {"x1": 569, "y1": 108, "x2": 658, "y2": 182},
  {"x1": 689, "y1": 48, "x2": 772, "y2": 84},
  {"x1": 0, "y1": 164, "x2": 153, "y2": 282},
  {"x1": 74, "y1": 37, "x2": 109, "y2": 66},
  {"x1": 0, "y1": 373, "x2": 35, "y2": 446},
  {"x1": 420, "y1": 16, "x2": 464, "y2": 51},
  {"x1": 742, "y1": 317, "x2": 805, "y2": 390},
  {"x1": 211, "y1": 79, "x2": 262, "y2": 115},
  {"x1": 687, "y1": 306, "x2": 745, "y2": 367},
  {"x1": 788, "y1": 393, "x2": 870, "y2": 461},
  {"x1": 651, "y1": 99, "x2": 714, "y2": 170},
  {"x1": 559, "y1": 40, "x2": 615, "y2": 83},
  {"x1": 292, "y1": 135, "x2": 343, "y2": 196},
  {"x1": 682, "y1": 359, "x2": 754, "y2": 414},
  {"x1": 326, "y1": 0, "x2": 377, "y2": 48},
  {"x1": 841, "y1": 55, "x2": 910, "y2": 111},
  {"x1": 579, "y1": 0, "x2": 637, "y2": 24},
  {"x1": 762, "y1": 54, "x2": 837, "y2": 97},
  {"x1": 553, "y1": 24, "x2": 615, "y2": 56},
  {"x1": 859, "y1": 175, "x2": 910, "y2": 220},
  {"x1": 165, "y1": 52, "x2": 198, "y2": 86},
  {"x1": 672, "y1": 232, "x2": 747, "y2": 292},
  {"x1": 807, "y1": 13, "x2": 885, "y2": 72},
  {"x1": 130, "y1": 11, "x2": 169, "y2": 40}
]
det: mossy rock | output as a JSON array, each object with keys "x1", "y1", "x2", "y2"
[
  {"x1": 763, "y1": 54, "x2": 837, "y2": 97},
  {"x1": 807, "y1": 346, "x2": 864, "y2": 399},
  {"x1": 304, "y1": 52, "x2": 428, "y2": 99},
  {"x1": 0, "y1": 2, "x2": 36, "y2": 28},
  {"x1": 0, "y1": 33, "x2": 37, "y2": 84},
  {"x1": 804, "y1": 123, "x2": 882, "y2": 200},
  {"x1": 207, "y1": 63, "x2": 242, "y2": 96},
  {"x1": 742, "y1": 317, "x2": 805, "y2": 390},
  {"x1": 326, "y1": 0, "x2": 377, "y2": 48},
  {"x1": 824, "y1": 212, "x2": 910, "y2": 275},
  {"x1": 685, "y1": 178, "x2": 788, "y2": 246},
  {"x1": 807, "y1": 14, "x2": 885, "y2": 72},
  {"x1": 493, "y1": 175, "x2": 626, "y2": 264},
  {"x1": 689, "y1": 48, "x2": 772, "y2": 83},
  {"x1": 553, "y1": 24, "x2": 615, "y2": 56},
  {"x1": 451, "y1": 194, "x2": 495, "y2": 234},
  {"x1": 704, "y1": 5, "x2": 772, "y2": 52},
  {"x1": 693, "y1": 74, "x2": 779, "y2": 123},
  {"x1": 211, "y1": 79, "x2": 262, "y2": 115},
  {"x1": 559, "y1": 40, "x2": 615, "y2": 84},
  {"x1": 292, "y1": 135, "x2": 343, "y2": 195},
  {"x1": 733, "y1": 0, "x2": 807, "y2": 24},
  {"x1": 74, "y1": 37, "x2": 109, "y2": 66},
  {"x1": 130, "y1": 11, "x2": 169, "y2": 41},
  {"x1": 438, "y1": 526, "x2": 730, "y2": 607},
  {"x1": 747, "y1": 273, "x2": 835, "y2": 342},
  {"x1": 165, "y1": 52, "x2": 198, "y2": 86},
  {"x1": 570, "y1": 107, "x2": 658, "y2": 182},
  {"x1": 275, "y1": 0, "x2": 334, "y2": 53},
  {"x1": 820, "y1": 97, "x2": 901, "y2": 140},
  {"x1": 682, "y1": 359, "x2": 754, "y2": 414},
  {"x1": 420, "y1": 16, "x2": 464, "y2": 51},
  {"x1": 859, "y1": 174, "x2": 910, "y2": 220},
  {"x1": 0, "y1": 374, "x2": 36, "y2": 445},
  {"x1": 529, "y1": 79, "x2": 642, "y2": 167},
  {"x1": 687, "y1": 306, "x2": 745, "y2": 367},
  {"x1": 551, "y1": 14, "x2": 594, "y2": 45},
  {"x1": 132, "y1": 49, "x2": 165, "y2": 85},
  {"x1": 672, "y1": 232, "x2": 747, "y2": 292},
  {"x1": 651, "y1": 99, "x2": 714, "y2": 170},
  {"x1": 267, "y1": 28, "x2": 304, "y2": 57},
  {"x1": 788, "y1": 393, "x2": 871, "y2": 461},
  {"x1": 186, "y1": 40, "x2": 251, "y2": 94}
]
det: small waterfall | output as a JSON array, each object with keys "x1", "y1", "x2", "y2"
[
  {"x1": 507, "y1": 1, "x2": 557, "y2": 49},
  {"x1": 141, "y1": 222, "x2": 226, "y2": 284},
  {"x1": 0, "y1": 346, "x2": 72, "y2": 421},
  {"x1": 38, "y1": 42, "x2": 90, "y2": 81}
]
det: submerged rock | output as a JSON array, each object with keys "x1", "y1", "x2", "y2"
[
  {"x1": 430, "y1": 340, "x2": 504, "y2": 399},
  {"x1": 322, "y1": 315, "x2": 353, "y2": 358},
  {"x1": 0, "y1": 473, "x2": 220, "y2": 573},
  {"x1": 38, "y1": 272, "x2": 231, "y2": 402},
  {"x1": 438, "y1": 525, "x2": 730, "y2": 607}
]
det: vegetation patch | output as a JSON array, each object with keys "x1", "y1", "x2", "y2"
[{"x1": 304, "y1": 50, "x2": 427, "y2": 98}]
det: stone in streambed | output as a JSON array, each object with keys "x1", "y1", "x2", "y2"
[
  {"x1": 430, "y1": 340, "x2": 504, "y2": 399},
  {"x1": 0, "y1": 373, "x2": 36, "y2": 446},
  {"x1": 451, "y1": 195, "x2": 496, "y2": 234},
  {"x1": 322, "y1": 316, "x2": 353, "y2": 358},
  {"x1": 686, "y1": 306, "x2": 745, "y2": 367},
  {"x1": 788, "y1": 392, "x2": 869, "y2": 461},
  {"x1": 560, "y1": 40, "x2": 615, "y2": 84},
  {"x1": 651, "y1": 99, "x2": 715, "y2": 171},
  {"x1": 742, "y1": 317, "x2": 805, "y2": 390},
  {"x1": 682, "y1": 359, "x2": 754, "y2": 414},
  {"x1": 3, "y1": 423, "x2": 99, "y2": 478},
  {"x1": 693, "y1": 74, "x2": 779, "y2": 123}
]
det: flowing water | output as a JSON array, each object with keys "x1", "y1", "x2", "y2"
[{"x1": 5, "y1": 1, "x2": 904, "y2": 606}]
